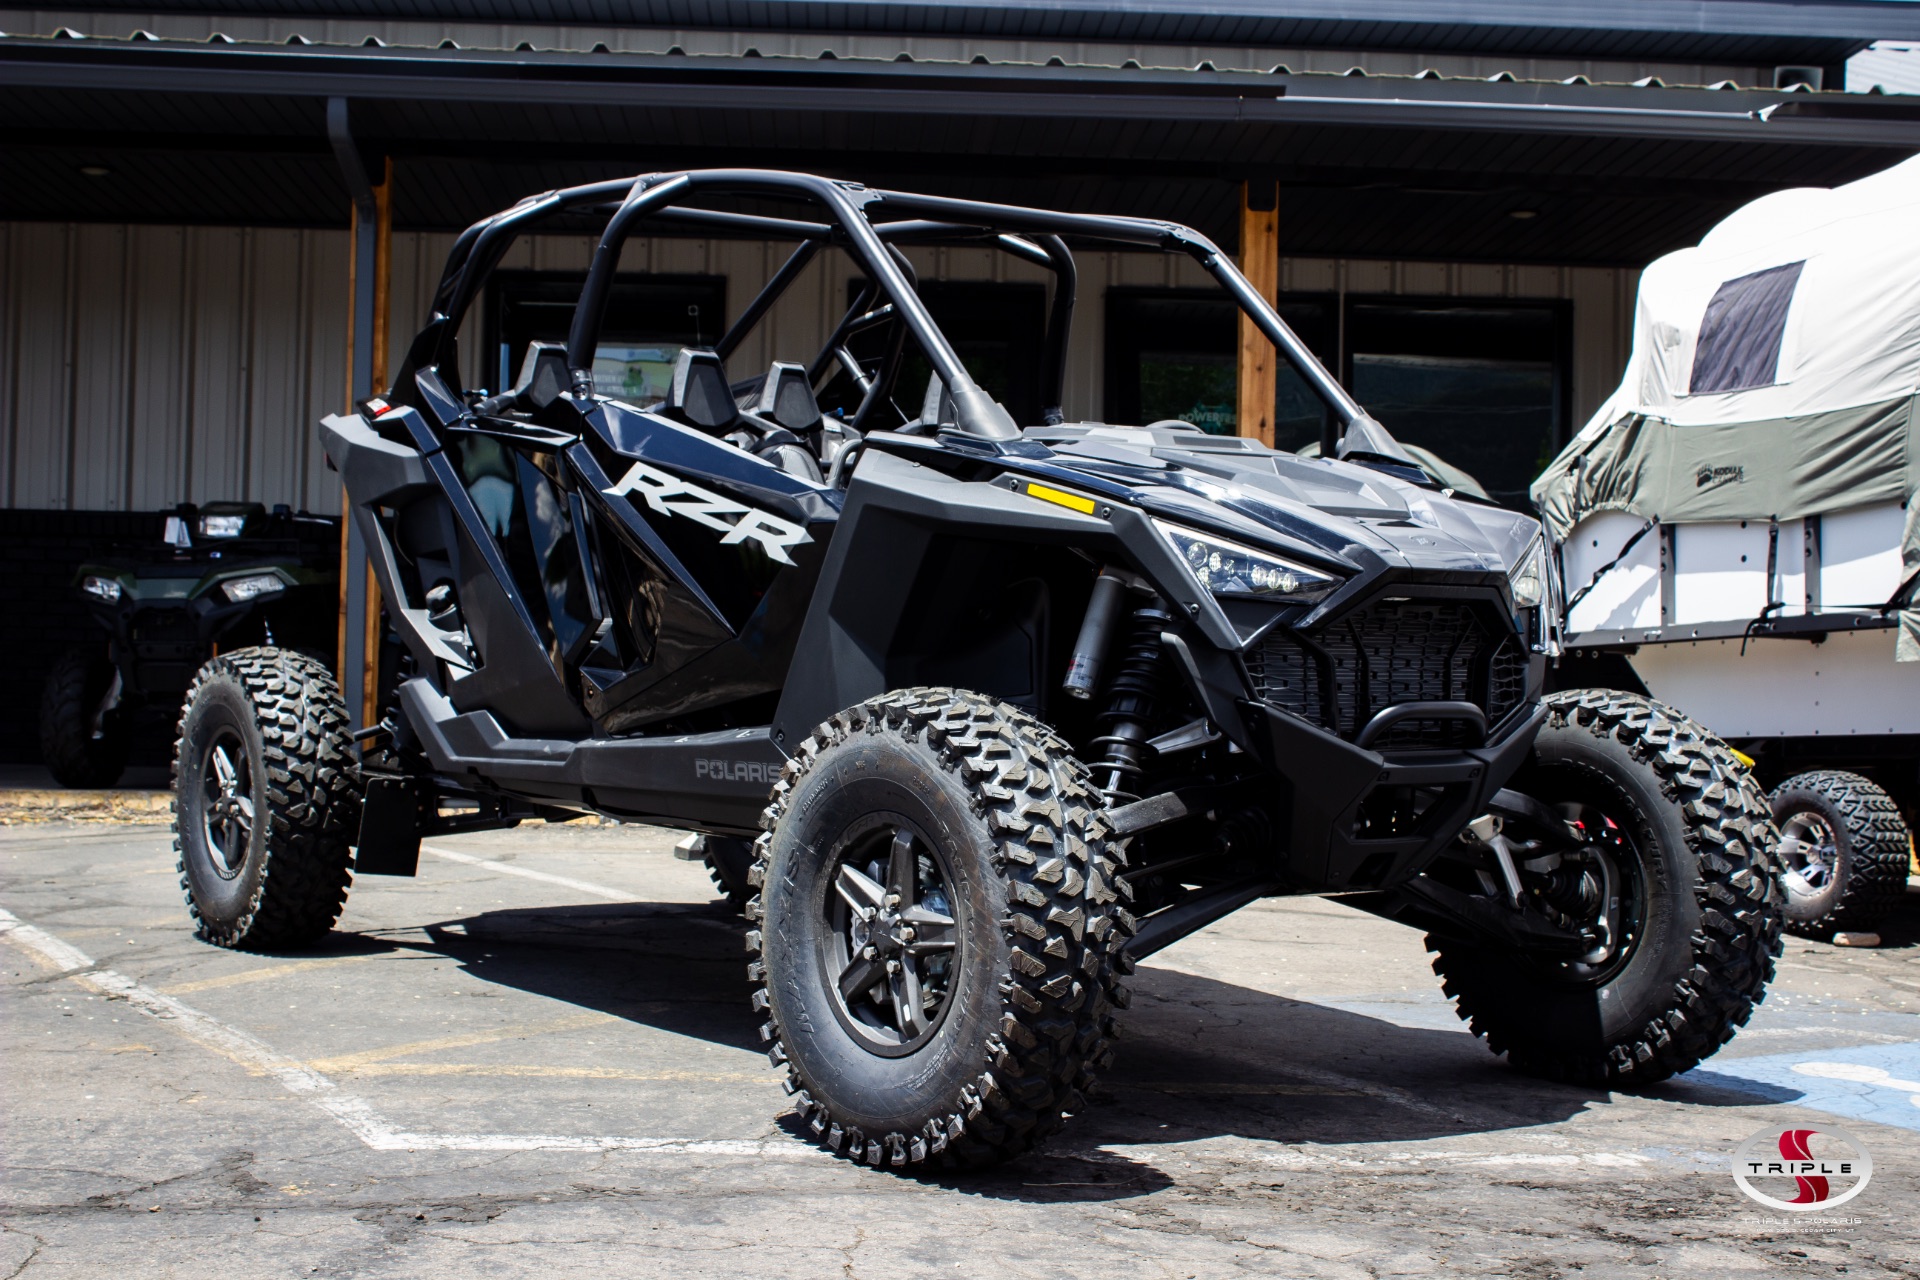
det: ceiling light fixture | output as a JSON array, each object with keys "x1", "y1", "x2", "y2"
[
  {"x1": 1509, "y1": 209, "x2": 1538, "y2": 219},
  {"x1": 79, "y1": 165, "x2": 111, "y2": 177}
]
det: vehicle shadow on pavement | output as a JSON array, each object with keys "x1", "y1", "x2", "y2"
[
  {"x1": 346, "y1": 896, "x2": 1792, "y2": 1201},
  {"x1": 400, "y1": 900, "x2": 766, "y2": 1051}
]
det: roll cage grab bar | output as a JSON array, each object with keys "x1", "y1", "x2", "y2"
[{"x1": 404, "y1": 169, "x2": 1371, "y2": 452}]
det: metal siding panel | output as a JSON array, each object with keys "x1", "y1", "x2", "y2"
[
  {"x1": 1512, "y1": 264, "x2": 1563, "y2": 298},
  {"x1": 707, "y1": 237, "x2": 765, "y2": 370},
  {"x1": 126, "y1": 225, "x2": 190, "y2": 511},
  {"x1": 186, "y1": 226, "x2": 250, "y2": 504},
  {"x1": 1062, "y1": 245, "x2": 1107, "y2": 422},
  {"x1": 68, "y1": 224, "x2": 132, "y2": 511},
  {"x1": 1396, "y1": 261, "x2": 1451, "y2": 295},
  {"x1": 8, "y1": 224, "x2": 74, "y2": 508},
  {"x1": 1567, "y1": 264, "x2": 1636, "y2": 430},
  {"x1": 302, "y1": 228, "x2": 349, "y2": 512},
  {"x1": 246, "y1": 228, "x2": 309, "y2": 506},
  {"x1": 1455, "y1": 262, "x2": 1508, "y2": 295}
]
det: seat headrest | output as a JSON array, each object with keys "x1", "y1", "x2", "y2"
[
  {"x1": 753, "y1": 362, "x2": 823, "y2": 435},
  {"x1": 667, "y1": 348, "x2": 736, "y2": 433},
  {"x1": 512, "y1": 341, "x2": 571, "y2": 412}
]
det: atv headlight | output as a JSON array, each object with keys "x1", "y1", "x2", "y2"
[
  {"x1": 1509, "y1": 539, "x2": 1546, "y2": 610},
  {"x1": 220, "y1": 573, "x2": 285, "y2": 603},
  {"x1": 81, "y1": 575, "x2": 122, "y2": 604},
  {"x1": 199, "y1": 513, "x2": 247, "y2": 539},
  {"x1": 1154, "y1": 520, "x2": 1339, "y2": 604}
]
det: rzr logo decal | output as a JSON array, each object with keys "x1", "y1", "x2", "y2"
[{"x1": 603, "y1": 460, "x2": 812, "y2": 566}]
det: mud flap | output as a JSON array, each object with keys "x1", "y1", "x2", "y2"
[{"x1": 354, "y1": 776, "x2": 423, "y2": 876}]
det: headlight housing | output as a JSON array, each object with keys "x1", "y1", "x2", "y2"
[
  {"x1": 1509, "y1": 538, "x2": 1547, "y2": 610},
  {"x1": 199, "y1": 513, "x2": 247, "y2": 539},
  {"x1": 220, "y1": 573, "x2": 285, "y2": 603},
  {"x1": 1154, "y1": 519, "x2": 1340, "y2": 604},
  {"x1": 81, "y1": 575, "x2": 122, "y2": 604}
]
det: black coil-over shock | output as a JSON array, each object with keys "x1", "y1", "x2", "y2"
[{"x1": 1088, "y1": 602, "x2": 1174, "y2": 802}]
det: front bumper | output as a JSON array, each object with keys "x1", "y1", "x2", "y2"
[{"x1": 1248, "y1": 697, "x2": 1547, "y2": 893}]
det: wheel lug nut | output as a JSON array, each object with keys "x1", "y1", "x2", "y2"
[
  {"x1": 886, "y1": 959, "x2": 900, "y2": 974},
  {"x1": 862, "y1": 946, "x2": 877, "y2": 960}
]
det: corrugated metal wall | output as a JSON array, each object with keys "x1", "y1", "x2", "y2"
[
  {"x1": 2, "y1": 220, "x2": 1636, "y2": 511},
  {"x1": 0, "y1": 222, "x2": 347, "y2": 512}
]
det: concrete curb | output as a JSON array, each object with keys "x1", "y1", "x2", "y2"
[{"x1": 0, "y1": 789, "x2": 172, "y2": 825}]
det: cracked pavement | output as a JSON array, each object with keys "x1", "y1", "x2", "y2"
[{"x1": 2, "y1": 821, "x2": 1917, "y2": 1278}]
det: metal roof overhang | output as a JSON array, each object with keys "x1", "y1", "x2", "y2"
[
  {"x1": 3, "y1": 37, "x2": 1915, "y2": 265},
  {"x1": 54, "y1": 0, "x2": 1920, "y2": 65}
]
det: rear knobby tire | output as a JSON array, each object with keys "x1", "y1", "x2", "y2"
[
  {"x1": 172, "y1": 647, "x2": 359, "y2": 950},
  {"x1": 749, "y1": 688, "x2": 1134, "y2": 1170},
  {"x1": 39, "y1": 648, "x2": 130, "y2": 789},
  {"x1": 1429, "y1": 689, "x2": 1783, "y2": 1086},
  {"x1": 704, "y1": 836, "x2": 755, "y2": 909},
  {"x1": 1771, "y1": 770, "x2": 1911, "y2": 940}
]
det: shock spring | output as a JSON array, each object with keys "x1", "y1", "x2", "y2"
[{"x1": 1088, "y1": 603, "x2": 1174, "y2": 802}]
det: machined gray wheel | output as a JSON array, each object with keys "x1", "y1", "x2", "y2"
[{"x1": 1771, "y1": 771, "x2": 1911, "y2": 939}]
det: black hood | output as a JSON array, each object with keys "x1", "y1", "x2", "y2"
[{"x1": 1024, "y1": 423, "x2": 1542, "y2": 582}]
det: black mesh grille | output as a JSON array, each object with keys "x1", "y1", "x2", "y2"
[{"x1": 1245, "y1": 599, "x2": 1528, "y2": 748}]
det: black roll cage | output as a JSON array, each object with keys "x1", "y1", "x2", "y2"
[{"x1": 404, "y1": 169, "x2": 1372, "y2": 452}]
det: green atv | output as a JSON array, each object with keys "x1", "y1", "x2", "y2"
[{"x1": 40, "y1": 501, "x2": 339, "y2": 788}]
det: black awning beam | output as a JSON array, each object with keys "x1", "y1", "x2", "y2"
[{"x1": 5, "y1": 36, "x2": 1918, "y2": 149}]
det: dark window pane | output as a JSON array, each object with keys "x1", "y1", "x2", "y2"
[
  {"x1": 1350, "y1": 355, "x2": 1558, "y2": 505},
  {"x1": 1106, "y1": 289, "x2": 1333, "y2": 439},
  {"x1": 1690, "y1": 261, "x2": 1805, "y2": 394},
  {"x1": 1346, "y1": 300, "x2": 1566, "y2": 508},
  {"x1": 822, "y1": 280, "x2": 1047, "y2": 428}
]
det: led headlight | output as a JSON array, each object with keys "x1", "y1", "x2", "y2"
[
  {"x1": 220, "y1": 573, "x2": 285, "y2": 603},
  {"x1": 81, "y1": 575, "x2": 122, "y2": 603},
  {"x1": 1509, "y1": 538, "x2": 1547, "y2": 610},
  {"x1": 199, "y1": 513, "x2": 247, "y2": 538},
  {"x1": 1154, "y1": 519, "x2": 1339, "y2": 604}
]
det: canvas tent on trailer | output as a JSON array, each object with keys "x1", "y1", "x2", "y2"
[
  {"x1": 1535, "y1": 153, "x2": 1920, "y2": 662},
  {"x1": 1534, "y1": 155, "x2": 1920, "y2": 940}
]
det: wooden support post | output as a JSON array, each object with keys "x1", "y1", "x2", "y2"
[
  {"x1": 1236, "y1": 179, "x2": 1280, "y2": 447},
  {"x1": 334, "y1": 146, "x2": 392, "y2": 731},
  {"x1": 361, "y1": 159, "x2": 392, "y2": 730}
]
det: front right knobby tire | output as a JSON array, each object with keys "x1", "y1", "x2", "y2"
[
  {"x1": 749, "y1": 688, "x2": 1134, "y2": 1170},
  {"x1": 172, "y1": 647, "x2": 359, "y2": 950},
  {"x1": 1429, "y1": 690, "x2": 1783, "y2": 1087}
]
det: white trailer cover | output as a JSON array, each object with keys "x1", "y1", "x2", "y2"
[{"x1": 1532, "y1": 154, "x2": 1920, "y2": 657}]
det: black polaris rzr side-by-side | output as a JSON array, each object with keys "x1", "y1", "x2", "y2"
[
  {"x1": 42, "y1": 501, "x2": 338, "y2": 788},
  {"x1": 170, "y1": 172, "x2": 1783, "y2": 1170}
]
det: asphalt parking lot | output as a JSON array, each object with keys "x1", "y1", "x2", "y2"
[{"x1": 3, "y1": 819, "x2": 1918, "y2": 1278}]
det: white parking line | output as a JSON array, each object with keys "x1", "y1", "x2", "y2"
[
  {"x1": 424, "y1": 844, "x2": 636, "y2": 902},
  {"x1": 0, "y1": 905, "x2": 804, "y2": 1159}
]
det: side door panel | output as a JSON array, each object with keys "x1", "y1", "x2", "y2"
[{"x1": 568, "y1": 401, "x2": 841, "y2": 733}]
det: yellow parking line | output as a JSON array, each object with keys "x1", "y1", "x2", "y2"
[
  {"x1": 307, "y1": 1010, "x2": 615, "y2": 1073},
  {"x1": 337, "y1": 1062, "x2": 763, "y2": 1082},
  {"x1": 160, "y1": 954, "x2": 378, "y2": 995}
]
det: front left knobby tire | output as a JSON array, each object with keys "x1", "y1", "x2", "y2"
[
  {"x1": 172, "y1": 647, "x2": 359, "y2": 950},
  {"x1": 750, "y1": 688, "x2": 1134, "y2": 1170}
]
